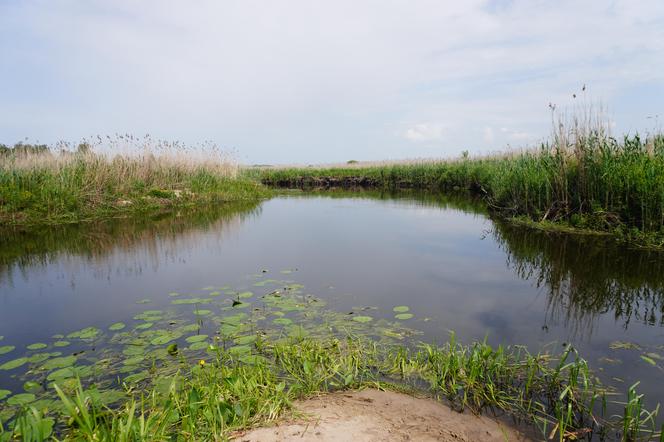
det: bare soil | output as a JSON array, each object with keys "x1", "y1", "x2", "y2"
[{"x1": 236, "y1": 389, "x2": 533, "y2": 441}]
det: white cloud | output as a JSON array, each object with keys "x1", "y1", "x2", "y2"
[
  {"x1": 0, "y1": 0, "x2": 663, "y2": 163},
  {"x1": 404, "y1": 123, "x2": 445, "y2": 142}
]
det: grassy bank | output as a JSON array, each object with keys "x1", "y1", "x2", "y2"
[
  {"x1": 0, "y1": 143, "x2": 270, "y2": 227},
  {"x1": 2, "y1": 336, "x2": 661, "y2": 441},
  {"x1": 254, "y1": 126, "x2": 664, "y2": 248}
]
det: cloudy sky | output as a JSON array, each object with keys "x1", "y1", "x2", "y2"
[{"x1": 1, "y1": 0, "x2": 663, "y2": 164}]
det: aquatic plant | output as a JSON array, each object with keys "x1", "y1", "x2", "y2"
[
  {"x1": 254, "y1": 113, "x2": 664, "y2": 248},
  {"x1": 0, "y1": 136, "x2": 269, "y2": 226}
]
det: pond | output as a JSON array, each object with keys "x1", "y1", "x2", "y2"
[{"x1": 1, "y1": 190, "x2": 663, "y2": 425}]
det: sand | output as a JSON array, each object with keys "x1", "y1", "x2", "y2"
[{"x1": 236, "y1": 389, "x2": 533, "y2": 441}]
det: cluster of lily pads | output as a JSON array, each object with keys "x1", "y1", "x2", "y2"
[{"x1": 0, "y1": 273, "x2": 420, "y2": 428}]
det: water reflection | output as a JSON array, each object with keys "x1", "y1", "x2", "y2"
[
  {"x1": 492, "y1": 221, "x2": 664, "y2": 336},
  {"x1": 0, "y1": 201, "x2": 261, "y2": 286}
]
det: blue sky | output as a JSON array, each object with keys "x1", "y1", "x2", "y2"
[{"x1": 1, "y1": 0, "x2": 663, "y2": 164}]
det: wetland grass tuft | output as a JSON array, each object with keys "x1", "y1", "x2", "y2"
[
  {"x1": 1, "y1": 335, "x2": 661, "y2": 441},
  {"x1": 254, "y1": 114, "x2": 664, "y2": 248},
  {"x1": 0, "y1": 138, "x2": 269, "y2": 226}
]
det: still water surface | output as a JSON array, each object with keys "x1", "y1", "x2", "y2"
[{"x1": 1, "y1": 191, "x2": 663, "y2": 415}]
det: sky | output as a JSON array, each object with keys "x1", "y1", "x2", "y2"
[{"x1": 1, "y1": 0, "x2": 663, "y2": 164}]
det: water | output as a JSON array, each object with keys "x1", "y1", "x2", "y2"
[{"x1": 1, "y1": 191, "x2": 664, "y2": 420}]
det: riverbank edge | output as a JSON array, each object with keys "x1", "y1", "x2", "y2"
[
  {"x1": 0, "y1": 178, "x2": 272, "y2": 228},
  {"x1": 252, "y1": 168, "x2": 664, "y2": 251}
]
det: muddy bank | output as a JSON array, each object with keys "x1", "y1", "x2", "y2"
[{"x1": 237, "y1": 389, "x2": 532, "y2": 442}]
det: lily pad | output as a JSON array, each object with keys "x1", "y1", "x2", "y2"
[
  {"x1": 0, "y1": 345, "x2": 15, "y2": 355},
  {"x1": 67, "y1": 327, "x2": 101, "y2": 340},
  {"x1": 234, "y1": 335, "x2": 257, "y2": 345},
  {"x1": 124, "y1": 371, "x2": 149, "y2": 383},
  {"x1": 0, "y1": 389, "x2": 10, "y2": 400},
  {"x1": 109, "y1": 322, "x2": 126, "y2": 331},
  {"x1": 172, "y1": 298, "x2": 211, "y2": 305},
  {"x1": 395, "y1": 313, "x2": 414, "y2": 320},
  {"x1": 0, "y1": 357, "x2": 28, "y2": 370},
  {"x1": 185, "y1": 335, "x2": 208, "y2": 344},
  {"x1": 193, "y1": 309, "x2": 212, "y2": 316},
  {"x1": 7, "y1": 393, "x2": 35, "y2": 406},
  {"x1": 27, "y1": 342, "x2": 48, "y2": 350},
  {"x1": 123, "y1": 356, "x2": 145, "y2": 366},
  {"x1": 273, "y1": 318, "x2": 293, "y2": 326},
  {"x1": 54, "y1": 341, "x2": 71, "y2": 347},
  {"x1": 23, "y1": 381, "x2": 41, "y2": 393},
  {"x1": 47, "y1": 367, "x2": 78, "y2": 381},
  {"x1": 238, "y1": 291, "x2": 253, "y2": 299},
  {"x1": 228, "y1": 345, "x2": 252, "y2": 355},
  {"x1": 189, "y1": 342, "x2": 209, "y2": 351},
  {"x1": 28, "y1": 352, "x2": 60, "y2": 363},
  {"x1": 42, "y1": 355, "x2": 77, "y2": 370},
  {"x1": 232, "y1": 301, "x2": 250, "y2": 309},
  {"x1": 135, "y1": 322, "x2": 154, "y2": 330},
  {"x1": 352, "y1": 315, "x2": 373, "y2": 323},
  {"x1": 150, "y1": 332, "x2": 182, "y2": 346},
  {"x1": 393, "y1": 306, "x2": 410, "y2": 313}
]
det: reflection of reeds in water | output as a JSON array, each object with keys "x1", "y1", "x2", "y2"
[
  {"x1": 0, "y1": 202, "x2": 261, "y2": 285},
  {"x1": 493, "y1": 221, "x2": 664, "y2": 337}
]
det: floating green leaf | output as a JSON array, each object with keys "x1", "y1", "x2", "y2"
[
  {"x1": 47, "y1": 367, "x2": 77, "y2": 381},
  {"x1": 53, "y1": 341, "x2": 71, "y2": 347},
  {"x1": 352, "y1": 315, "x2": 373, "y2": 323},
  {"x1": 395, "y1": 313, "x2": 414, "y2": 320},
  {"x1": 0, "y1": 357, "x2": 28, "y2": 370},
  {"x1": 273, "y1": 318, "x2": 293, "y2": 326},
  {"x1": 641, "y1": 355, "x2": 657, "y2": 366},
  {"x1": 28, "y1": 352, "x2": 60, "y2": 363},
  {"x1": 67, "y1": 327, "x2": 101, "y2": 340},
  {"x1": 238, "y1": 291, "x2": 253, "y2": 299},
  {"x1": 124, "y1": 356, "x2": 145, "y2": 366},
  {"x1": 0, "y1": 345, "x2": 15, "y2": 355},
  {"x1": 393, "y1": 306, "x2": 410, "y2": 313},
  {"x1": 124, "y1": 371, "x2": 149, "y2": 383},
  {"x1": 185, "y1": 335, "x2": 208, "y2": 344},
  {"x1": 109, "y1": 322, "x2": 126, "y2": 331},
  {"x1": 609, "y1": 341, "x2": 641, "y2": 350},
  {"x1": 0, "y1": 389, "x2": 11, "y2": 400},
  {"x1": 234, "y1": 335, "x2": 257, "y2": 346},
  {"x1": 135, "y1": 322, "x2": 154, "y2": 330},
  {"x1": 42, "y1": 356, "x2": 77, "y2": 370},
  {"x1": 7, "y1": 393, "x2": 35, "y2": 406},
  {"x1": 172, "y1": 298, "x2": 211, "y2": 305},
  {"x1": 189, "y1": 342, "x2": 209, "y2": 351},
  {"x1": 23, "y1": 381, "x2": 41, "y2": 393},
  {"x1": 193, "y1": 309, "x2": 212, "y2": 316},
  {"x1": 150, "y1": 331, "x2": 182, "y2": 346}
]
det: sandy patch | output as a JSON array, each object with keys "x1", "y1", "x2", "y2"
[{"x1": 236, "y1": 389, "x2": 533, "y2": 441}]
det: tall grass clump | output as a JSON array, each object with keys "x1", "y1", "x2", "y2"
[
  {"x1": 0, "y1": 137, "x2": 269, "y2": 226},
  {"x1": 255, "y1": 109, "x2": 664, "y2": 247},
  {"x1": 1, "y1": 336, "x2": 661, "y2": 441}
]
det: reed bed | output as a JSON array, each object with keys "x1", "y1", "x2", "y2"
[
  {"x1": 255, "y1": 115, "x2": 664, "y2": 247},
  {"x1": 0, "y1": 138, "x2": 269, "y2": 225}
]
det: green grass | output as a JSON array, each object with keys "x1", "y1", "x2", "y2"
[
  {"x1": 1, "y1": 335, "x2": 661, "y2": 441},
  {"x1": 0, "y1": 144, "x2": 270, "y2": 226},
  {"x1": 253, "y1": 132, "x2": 664, "y2": 248}
]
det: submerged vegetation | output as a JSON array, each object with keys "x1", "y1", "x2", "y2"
[
  {"x1": 0, "y1": 275, "x2": 662, "y2": 440},
  {"x1": 0, "y1": 138, "x2": 269, "y2": 226},
  {"x1": 255, "y1": 113, "x2": 664, "y2": 248}
]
